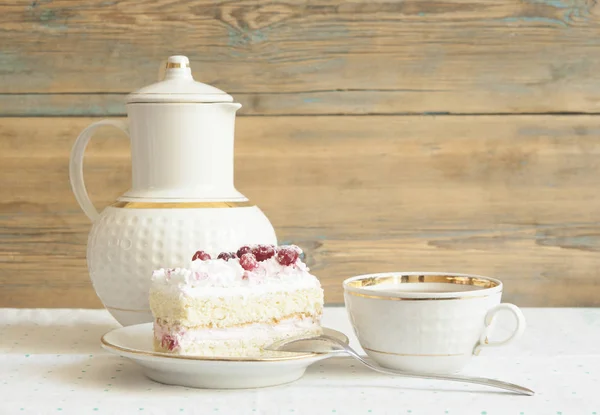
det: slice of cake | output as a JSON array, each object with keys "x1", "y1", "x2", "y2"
[{"x1": 149, "y1": 244, "x2": 324, "y2": 357}]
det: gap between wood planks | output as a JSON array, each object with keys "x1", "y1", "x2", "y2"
[{"x1": 2, "y1": 92, "x2": 600, "y2": 117}]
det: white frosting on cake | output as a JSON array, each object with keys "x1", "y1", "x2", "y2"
[{"x1": 151, "y1": 253, "x2": 321, "y2": 298}]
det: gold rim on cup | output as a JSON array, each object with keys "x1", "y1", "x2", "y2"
[{"x1": 343, "y1": 272, "x2": 503, "y2": 301}]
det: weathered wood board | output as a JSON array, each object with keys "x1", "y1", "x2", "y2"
[
  {"x1": 1, "y1": 0, "x2": 599, "y2": 308},
  {"x1": 2, "y1": 116, "x2": 600, "y2": 307},
  {"x1": 1, "y1": 0, "x2": 600, "y2": 115}
]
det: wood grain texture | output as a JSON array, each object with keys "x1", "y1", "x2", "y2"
[
  {"x1": 2, "y1": 115, "x2": 600, "y2": 307},
  {"x1": 1, "y1": 0, "x2": 600, "y2": 115},
  {"x1": 2, "y1": 0, "x2": 599, "y2": 309}
]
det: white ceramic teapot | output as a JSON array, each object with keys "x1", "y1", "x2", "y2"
[{"x1": 69, "y1": 55, "x2": 277, "y2": 326}]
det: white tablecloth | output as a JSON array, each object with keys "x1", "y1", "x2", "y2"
[{"x1": 0, "y1": 307, "x2": 598, "y2": 414}]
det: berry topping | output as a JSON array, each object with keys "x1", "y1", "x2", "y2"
[
  {"x1": 236, "y1": 245, "x2": 253, "y2": 258},
  {"x1": 276, "y1": 246, "x2": 299, "y2": 266},
  {"x1": 230, "y1": 252, "x2": 238, "y2": 258},
  {"x1": 191, "y1": 250, "x2": 211, "y2": 261},
  {"x1": 217, "y1": 252, "x2": 233, "y2": 261},
  {"x1": 161, "y1": 334, "x2": 178, "y2": 351},
  {"x1": 239, "y1": 252, "x2": 259, "y2": 271},
  {"x1": 252, "y1": 244, "x2": 276, "y2": 262}
]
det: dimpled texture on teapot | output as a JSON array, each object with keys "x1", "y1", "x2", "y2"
[{"x1": 86, "y1": 206, "x2": 277, "y2": 326}]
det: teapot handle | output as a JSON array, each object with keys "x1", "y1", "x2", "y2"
[{"x1": 69, "y1": 119, "x2": 130, "y2": 221}]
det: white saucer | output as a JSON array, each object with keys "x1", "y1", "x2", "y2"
[{"x1": 101, "y1": 324, "x2": 348, "y2": 389}]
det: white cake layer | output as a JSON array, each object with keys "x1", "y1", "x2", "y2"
[
  {"x1": 150, "y1": 287, "x2": 323, "y2": 328},
  {"x1": 154, "y1": 316, "x2": 322, "y2": 356}
]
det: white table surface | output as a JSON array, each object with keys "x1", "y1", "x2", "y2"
[{"x1": 0, "y1": 307, "x2": 598, "y2": 415}]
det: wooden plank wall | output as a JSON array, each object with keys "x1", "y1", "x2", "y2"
[{"x1": 1, "y1": 0, "x2": 600, "y2": 307}]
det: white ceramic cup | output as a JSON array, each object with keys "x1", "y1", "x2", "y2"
[{"x1": 343, "y1": 272, "x2": 526, "y2": 374}]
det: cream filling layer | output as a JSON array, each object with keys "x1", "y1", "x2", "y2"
[{"x1": 154, "y1": 316, "x2": 321, "y2": 349}]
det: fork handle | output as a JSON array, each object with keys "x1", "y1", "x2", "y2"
[
  {"x1": 361, "y1": 360, "x2": 534, "y2": 395},
  {"x1": 325, "y1": 336, "x2": 534, "y2": 396}
]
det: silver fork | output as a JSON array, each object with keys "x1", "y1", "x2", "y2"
[{"x1": 266, "y1": 334, "x2": 534, "y2": 396}]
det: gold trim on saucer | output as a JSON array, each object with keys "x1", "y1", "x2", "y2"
[
  {"x1": 363, "y1": 346, "x2": 464, "y2": 357},
  {"x1": 105, "y1": 306, "x2": 151, "y2": 313},
  {"x1": 100, "y1": 336, "x2": 317, "y2": 362},
  {"x1": 110, "y1": 201, "x2": 253, "y2": 209},
  {"x1": 100, "y1": 328, "x2": 349, "y2": 363}
]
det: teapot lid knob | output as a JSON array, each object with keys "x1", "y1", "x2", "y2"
[
  {"x1": 126, "y1": 55, "x2": 235, "y2": 104},
  {"x1": 166, "y1": 55, "x2": 190, "y2": 69},
  {"x1": 163, "y1": 55, "x2": 193, "y2": 81}
]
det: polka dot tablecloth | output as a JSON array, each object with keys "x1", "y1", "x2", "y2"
[{"x1": 0, "y1": 308, "x2": 598, "y2": 415}]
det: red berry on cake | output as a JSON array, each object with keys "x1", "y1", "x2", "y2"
[
  {"x1": 217, "y1": 252, "x2": 233, "y2": 261},
  {"x1": 276, "y1": 246, "x2": 299, "y2": 266},
  {"x1": 239, "y1": 252, "x2": 259, "y2": 271},
  {"x1": 252, "y1": 244, "x2": 275, "y2": 262},
  {"x1": 230, "y1": 252, "x2": 238, "y2": 258},
  {"x1": 161, "y1": 334, "x2": 178, "y2": 351},
  {"x1": 191, "y1": 250, "x2": 211, "y2": 261},
  {"x1": 236, "y1": 245, "x2": 252, "y2": 258}
]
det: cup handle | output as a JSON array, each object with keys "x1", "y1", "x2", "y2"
[
  {"x1": 474, "y1": 303, "x2": 526, "y2": 355},
  {"x1": 69, "y1": 119, "x2": 130, "y2": 222}
]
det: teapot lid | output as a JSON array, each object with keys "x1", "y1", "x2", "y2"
[{"x1": 126, "y1": 55, "x2": 234, "y2": 104}]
